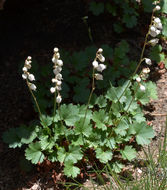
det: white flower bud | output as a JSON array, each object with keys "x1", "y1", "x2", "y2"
[
  {"x1": 136, "y1": 77, "x2": 141, "y2": 82},
  {"x1": 50, "y1": 87, "x2": 56, "y2": 93},
  {"x1": 27, "y1": 56, "x2": 32, "y2": 60},
  {"x1": 30, "y1": 84, "x2": 37, "y2": 91},
  {"x1": 140, "y1": 85, "x2": 146, "y2": 91},
  {"x1": 56, "y1": 73, "x2": 63, "y2": 80},
  {"x1": 52, "y1": 57, "x2": 57, "y2": 64},
  {"x1": 52, "y1": 78, "x2": 58, "y2": 83},
  {"x1": 92, "y1": 60, "x2": 99, "y2": 68},
  {"x1": 97, "y1": 54, "x2": 105, "y2": 62},
  {"x1": 56, "y1": 86, "x2": 62, "y2": 91},
  {"x1": 150, "y1": 26, "x2": 156, "y2": 32},
  {"x1": 154, "y1": 17, "x2": 161, "y2": 24},
  {"x1": 154, "y1": 5, "x2": 161, "y2": 11},
  {"x1": 156, "y1": 22, "x2": 162, "y2": 30},
  {"x1": 54, "y1": 47, "x2": 59, "y2": 52},
  {"x1": 56, "y1": 95, "x2": 62, "y2": 103},
  {"x1": 22, "y1": 67, "x2": 28, "y2": 72},
  {"x1": 56, "y1": 80, "x2": 62, "y2": 86},
  {"x1": 22, "y1": 73, "x2": 27, "y2": 79},
  {"x1": 96, "y1": 64, "x2": 106, "y2": 72},
  {"x1": 57, "y1": 59, "x2": 63, "y2": 67},
  {"x1": 55, "y1": 52, "x2": 60, "y2": 59},
  {"x1": 53, "y1": 66, "x2": 62, "y2": 75},
  {"x1": 156, "y1": 29, "x2": 161, "y2": 35},
  {"x1": 142, "y1": 68, "x2": 150, "y2": 74},
  {"x1": 149, "y1": 38, "x2": 159, "y2": 46},
  {"x1": 97, "y1": 48, "x2": 103, "y2": 53},
  {"x1": 145, "y1": 58, "x2": 152, "y2": 65},
  {"x1": 95, "y1": 73, "x2": 103, "y2": 80},
  {"x1": 28, "y1": 74, "x2": 35, "y2": 81}
]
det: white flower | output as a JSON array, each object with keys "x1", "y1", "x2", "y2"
[
  {"x1": 97, "y1": 54, "x2": 105, "y2": 62},
  {"x1": 55, "y1": 52, "x2": 60, "y2": 59},
  {"x1": 56, "y1": 73, "x2": 63, "y2": 80},
  {"x1": 56, "y1": 86, "x2": 62, "y2": 91},
  {"x1": 22, "y1": 67, "x2": 28, "y2": 72},
  {"x1": 142, "y1": 68, "x2": 150, "y2": 74},
  {"x1": 52, "y1": 57, "x2": 57, "y2": 64},
  {"x1": 97, "y1": 48, "x2": 103, "y2": 53},
  {"x1": 95, "y1": 73, "x2": 103, "y2": 80},
  {"x1": 149, "y1": 38, "x2": 159, "y2": 46},
  {"x1": 140, "y1": 85, "x2": 146, "y2": 91},
  {"x1": 27, "y1": 56, "x2": 32, "y2": 60},
  {"x1": 22, "y1": 73, "x2": 27, "y2": 79},
  {"x1": 28, "y1": 74, "x2": 35, "y2": 81},
  {"x1": 154, "y1": 5, "x2": 161, "y2": 11},
  {"x1": 156, "y1": 29, "x2": 161, "y2": 35},
  {"x1": 57, "y1": 59, "x2": 63, "y2": 67},
  {"x1": 92, "y1": 60, "x2": 99, "y2": 68},
  {"x1": 154, "y1": 17, "x2": 161, "y2": 24},
  {"x1": 54, "y1": 47, "x2": 59, "y2": 52},
  {"x1": 56, "y1": 80, "x2": 62, "y2": 86},
  {"x1": 145, "y1": 58, "x2": 152, "y2": 65},
  {"x1": 52, "y1": 78, "x2": 58, "y2": 83},
  {"x1": 96, "y1": 64, "x2": 106, "y2": 72},
  {"x1": 156, "y1": 22, "x2": 162, "y2": 30},
  {"x1": 150, "y1": 28, "x2": 161, "y2": 37},
  {"x1": 50, "y1": 87, "x2": 56, "y2": 93},
  {"x1": 150, "y1": 26, "x2": 156, "y2": 32},
  {"x1": 56, "y1": 95, "x2": 62, "y2": 103},
  {"x1": 136, "y1": 77, "x2": 141, "y2": 82},
  {"x1": 30, "y1": 83, "x2": 37, "y2": 91},
  {"x1": 53, "y1": 66, "x2": 62, "y2": 75}
]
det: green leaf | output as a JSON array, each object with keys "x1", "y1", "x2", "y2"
[
  {"x1": 134, "y1": 122, "x2": 155, "y2": 145},
  {"x1": 95, "y1": 148, "x2": 113, "y2": 163},
  {"x1": 48, "y1": 151, "x2": 57, "y2": 162},
  {"x1": 110, "y1": 162, "x2": 124, "y2": 173},
  {"x1": 142, "y1": 0, "x2": 154, "y2": 12},
  {"x1": 114, "y1": 119, "x2": 129, "y2": 136},
  {"x1": 65, "y1": 145, "x2": 83, "y2": 164},
  {"x1": 95, "y1": 95, "x2": 107, "y2": 108},
  {"x1": 3, "y1": 128, "x2": 22, "y2": 148},
  {"x1": 25, "y1": 142, "x2": 45, "y2": 164},
  {"x1": 64, "y1": 161, "x2": 80, "y2": 178},
  {"x1": 106, "y1": 3, "x2": 117, "y2": 16},
  {"x1": 150, "y1": 45, "x2": 162, "y2": 62},
  {"x1": 120, "y1": 146, "x2": 136, "y2": 161},
  {"x1": 89, "y1": 2, "x2": 104, "y2": 16},
  {"x1": 74, "y1": 117, "x2": 92, "y2": 137},
  {"x1": 39, "y1": 136, "x2": 55, "y2": 150},
  {"x1": 40, "y1": 115, "x2": 53, "y2": 127},
  {"x1": 146, "y1": 81, "x2": 158, "y2": 100},
  {"x1": 57, "y1": 147, "x2": 66, "y2": 163},
  {"x1": 123, "y1": 15, "x2": 137, "y2": 28},
  {"x1": 161, "y1": 17, "x2": 167, "y2": 37},
  {"x1": 60, "y1": 104, "x2": 79, "y2": 126},
  {"x1": 106, "y1": 137, "x2": 116, "y2": 149},
  {"x1": 133, "y1": 112, "x2": 146, "y2": 123},
  {"x1": 161, "y1": 0, "x2": 167, "y2": 14},
  {"x1": 92, "y1": 110, "x2": 108, "y2": 131}
]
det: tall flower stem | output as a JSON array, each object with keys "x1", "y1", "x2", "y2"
[
  {"x1": 107, "y1": 11, "x2": 155, "y2": 120},
  {"x1": 26, "y1": 80, "x2": 42, "y2": 117},
  {"x1": 83, "y1": 68, "x2": 95, "y2": 125},
  {"x1": 53, "y1": 90, "x2": 57, "y2": 117}
]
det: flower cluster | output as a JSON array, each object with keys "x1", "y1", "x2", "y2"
[
  {"x1": 22, "y1": 56, "x2": 36, "y2": 91},
  {"x1": 137, "y1": 4, "x2": 162, "y2": 91},
  {"x1": 92, "y1": 48, "x2": 106, "y2": 80},
  {"x1": 50, "y1": 48, "x2": 63, "y2": 104},
  {"x1": 149, "y1": 5, "x2": 162, "y2": 39}
]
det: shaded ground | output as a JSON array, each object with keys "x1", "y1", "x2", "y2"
[{"x1": 0, "y1": 1, "x2": 166, "y2": 190}]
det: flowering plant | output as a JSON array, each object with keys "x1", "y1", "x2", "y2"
[{"x1": 3, "y1": 2, "x2": 162, "y2": 178}]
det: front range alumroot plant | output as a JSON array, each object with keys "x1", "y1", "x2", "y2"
[{"x1": 3, "y1": 2, "x2": 161, "y2": 178}]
